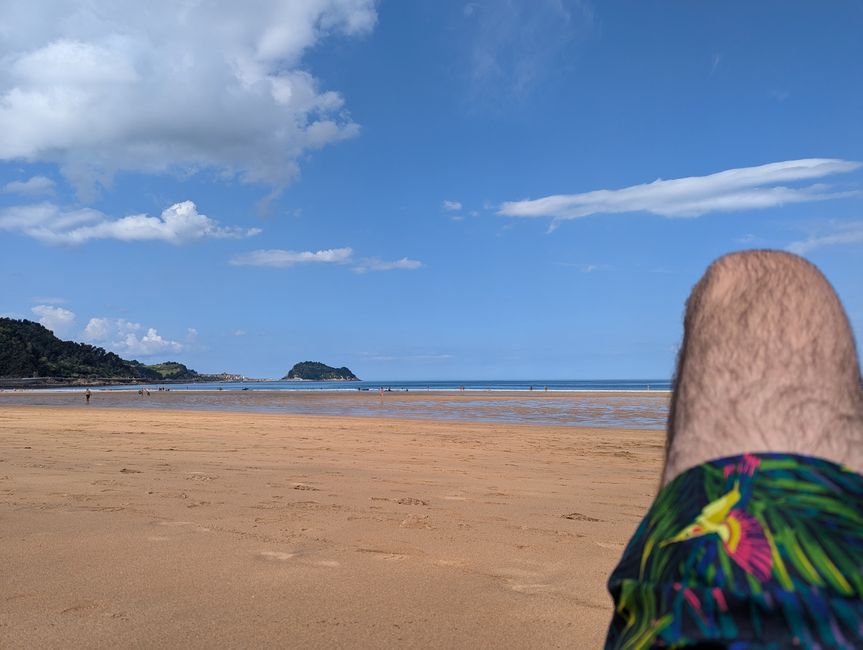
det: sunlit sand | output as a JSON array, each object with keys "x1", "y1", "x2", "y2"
[{"x1": 1, "y1": 400, "x2": 665, "y2": 647}]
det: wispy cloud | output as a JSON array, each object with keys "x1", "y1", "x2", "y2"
[
  {"x1": 352, "y1": 257, "x2": 423, "y2": 273},
  {"x1": 787, "y1": 221, "x2": 863, "y2": 254},
  {"x1": 710, "y1": 53, "x2": 722, "y2": 75},
  {"x1": 0, "y1": 200, "x2": 260, "y2": 245},
  {"x1": 231, "y1": 248, "x2": 422, "y2": 273},
  {"x1": 462, "y1": 0, "x2": 594, "y2": 99},
  {"x1": 442, "y1": 200, "x2": 462, "y2": 211},
  {"x1": 230, "y1": 247, "x2": 353, "y2": 267},
  {"x1": 3, "y1": 175, "x2": 55, "y2": 196},
  {"x1": 499, "y1": 159, "x2": 861, "y2": 231},
  {"x1": 555, "y1": 262, "x2": 610, "y2": 272}
]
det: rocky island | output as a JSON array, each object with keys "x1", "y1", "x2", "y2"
[{"x1": 283, "y1": 361, "x2": 359, "y2": 381}]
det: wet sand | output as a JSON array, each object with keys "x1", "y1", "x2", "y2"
[
  {"x1": 0, "y1": 390, "x2": 671, "y2": 429},
  {"x1": 0, "y1": 403, "x2": 665, "y2": 648}
]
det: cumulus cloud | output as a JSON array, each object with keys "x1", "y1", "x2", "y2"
[
  {"x1": 499, "y1": 159, "x2": 861, "y2": 230},
  {"x1": 787, "y1": 221, "x2": 863, "y2": 255},
  {"x1": 230, "y1": 247, "x2": 353, "y2": 267},
  {"x1": 82, "y1": 317, "x2": 184, "y2": 356},
  {"x1": 442, "y1": 200, "x2": 462, "y2": 211},
  {"x1": 352, "y1": 257, "x2": 423, "y2": 273},
  {"x1": 32, "y1": 304, "x2": 76, "y2": 335},
  {"x1": 3, "y1": 175, "x2": 55, "y2": 196},
  {"x1": 0, "y1": 200, "x2": 260, "y2": 245},
  {"x1": 0, "y1": 1, "x2": 377, "y2": 196}
]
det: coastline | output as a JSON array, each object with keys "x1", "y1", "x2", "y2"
[{"x1": 0, "y1": 404, "x2": 664, "y2": 648}]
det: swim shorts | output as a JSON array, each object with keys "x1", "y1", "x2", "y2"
[{"x1": 605, "y1": 453, "x2": 863, "y2": 649}]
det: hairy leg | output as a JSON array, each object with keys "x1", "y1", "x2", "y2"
[{"x1": 662, "y1": 250, "x2": 863, "y2": 485}]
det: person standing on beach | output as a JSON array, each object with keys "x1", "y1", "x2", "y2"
[
  {"x1": 605, "y1": 251, "x2": 863, "y2": 648},
  {"x1": 84, "y1": 388, "x2": 91, "y2": 404}
]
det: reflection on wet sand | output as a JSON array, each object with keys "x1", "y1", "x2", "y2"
[{"x1": 0, "y1": 390, "x2": 670, "y2": 429}]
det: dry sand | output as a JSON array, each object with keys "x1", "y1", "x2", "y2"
[{"x1": 0, "y1": 403, "x2": 665, "y2": 648}]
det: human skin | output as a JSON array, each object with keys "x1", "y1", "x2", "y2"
[{"x1": 663, "y1": 250, "x2": 863, "y2": 485}]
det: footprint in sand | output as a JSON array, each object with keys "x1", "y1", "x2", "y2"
[
  {"x1": 495, "y1": 564, "x2": 558, "y2": 595},
  {"x1": 313, "y1": 560, "x2": 341, "y2": 568},
  {"x1": 258, "y1": 551, "x2": 296, "y2": 561},
  {"x1": 60, "y1": 601, "x2": 98, "y2": 614},
  {"x1": 185, "y1": 472, "x2": 218, "y2": 481},
  {"x1": 396, "y1": 497, "x2": 428, "y2": 506},
  {"x1": 595, "y1": 541, "x2": 625, "y2": 550},
  {"x1": 508, "y1": 583, "x2": 553, "y2": 595},
  {"x1": 155, "y1": 521, "x2": 210, "y2": 533},
  {"x1": 356, "y1": 549, "x2": 408, "y2": 561},
  {"x1": 561, "y1": 512, "x2": 602, "y2": 522},
  {"x1": 400, "y1": 514, "x2": 433, "y2": 529}
]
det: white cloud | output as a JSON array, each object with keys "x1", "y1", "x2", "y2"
[
  {"x1": 352, "y1": 257, "x2": 423, "y2": 273},
  {"x1": 787, "y1": 221, "x2": 863, "y2": 255},
  {"x1": 230, "y1": 247, "x2": 353, "y2": 267},
  {"x1": 32, "y1": 304, "x2": 76, "y2": 335},
  {"x1": 0, "y1": 200, "x2": 260, "y2": 245},
  {"x1": 442, "y1": 200, "x2": 462, "y2": 211},
  {"x1": 499, "y1": 159, "x2": 861, "y2": 230},
  {"x1": 83, "y1": 317, "x2": 139, "y2": 342},
  {"x1": 0, "y1": 1, "x2": 376, "y2": 197},
  {"x1": 233, "y1": 329, "x2": 247, "y2": 337},
  {"x1": 82, "y1": 317, "x2": 184, "y2": 357},
  {"x1": 3, "y1": 175, "x2": 55, "y2": 196}
]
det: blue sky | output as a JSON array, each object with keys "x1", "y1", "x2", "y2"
[{"x1": 1, "y1": 1, "x2": 861, "y2": 380}]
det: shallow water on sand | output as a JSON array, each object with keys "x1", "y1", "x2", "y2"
[{"x1": 0, "y1": 390, "x2": 669, "y2": 429}]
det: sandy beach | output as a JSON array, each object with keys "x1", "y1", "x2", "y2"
[{"x1": 1, "y1": 398, "x2": 666, "y2": 648}]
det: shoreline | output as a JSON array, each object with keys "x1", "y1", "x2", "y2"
[{"x1": 1, "y1": 405, "x2": 664, "y2": 648}]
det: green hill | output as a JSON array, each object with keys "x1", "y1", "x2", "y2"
[
  {"x1": 283, "y1": 361, "x2": 358, "y2": 381},
  {"x1": 0, "y1": 318, "x2": 196, "y2": 384},
  {"x1": 143, "y1": 361, "x2": 199, "y2": 381}
]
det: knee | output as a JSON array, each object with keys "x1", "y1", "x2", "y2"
[
  {"x1": 685, "y1": 250, "x2": 854, "y2": 364},
  {"x1": 694, "y1": 250, "x2": 833, "y2": 314}
]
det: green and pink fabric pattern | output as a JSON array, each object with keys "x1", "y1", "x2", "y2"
[{"x1": 605, "y1": 453, "x2": 863, "y2": 649}]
